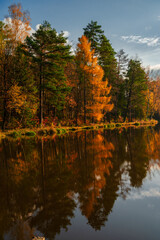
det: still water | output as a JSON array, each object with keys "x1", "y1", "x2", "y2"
[{"x1": 0, "y1": 127, "x2": 160, "y2": 240}]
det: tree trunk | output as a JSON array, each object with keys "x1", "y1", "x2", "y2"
[
  {"x1": 39, "y1": 64, "x2": 43, "y2": 126},
  {"x1": 84, "y1": 78, "x2": 86, "y2": 124},
  {"x1": 124, "y1": 77, "x2": 134, "y2": 122},
  {"x1": 2, "y1": 64, "x2": 7, "y2": 130}
]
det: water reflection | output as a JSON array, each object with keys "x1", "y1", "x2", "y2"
[{"x1": 0, "y1": 127, "x2": 159, "y2": 239}]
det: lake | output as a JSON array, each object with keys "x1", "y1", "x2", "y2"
[{"x1": 1, "y1": 126, "x2": 160, "y2": 240}]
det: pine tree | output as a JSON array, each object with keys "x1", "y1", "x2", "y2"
[
  {"x1": 124, "y1": 59, "x2": 148, "y2": 121},
  {"x1": 98, "y1": 35, "x2": 117, "y2": 83},
  {"x1": 83, "y1": 20, "x2": 104, "y2": 54},
  {"x1": 11, "y1": 49, "x2": 38, "y2": 127},
  {"x1": 116, "y1": 49, "x2": 128, "y2": 79},
  {"x1": 115, "y1": 49, "x2": 129, "y2": 119},
  {"x1": 98, "y1": 35, "x2": 119, "y2": 119},
  {"x1": 21, "y1": 21, "x2": 72, "y2": 125}
]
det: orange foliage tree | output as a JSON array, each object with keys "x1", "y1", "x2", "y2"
[
  {"x1": 147, "y1": 77, "x2": 160, "y2": 118},
  {"x1": 76, "y1": 35, "x2": 113, "y2": 123},
  {"x1": 6, "y1": 3, "x2": 31, "y2": 45},
  {"x1": 0, "y1": 21, "x2": 15, "y2": 129},
  {"x1": 79, "y1": 131, "x2": 114, "y2": 220},
  {"x1": 7, "y1": 84, "x2": 26, "y2": 114},
  {"x1": 0, "y1": 4, "x2": 32, "y2": 129}
]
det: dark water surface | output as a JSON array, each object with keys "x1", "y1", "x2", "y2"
[{"x1": 1, "y1": 127, "x2": 160, "y2": 240}]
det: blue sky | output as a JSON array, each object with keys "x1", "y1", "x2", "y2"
[{"x1": 1, "y1": 0, "x2": 160, "y2": 68}]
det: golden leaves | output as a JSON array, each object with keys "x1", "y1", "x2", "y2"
[
  {"x1": 7, "y1": 84, "x2": 26, "y2": 114},
  {"x1": 76, "y1": 35, "x2": 114, "y2": 122},
  {"x1": 6, "y1": 3, "x2": 31, "y2": 45}
]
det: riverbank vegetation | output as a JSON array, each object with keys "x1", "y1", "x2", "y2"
[
  {"x1": 0, "y1": 4, "x2": 159, "y2": 131},
  {"x1": 0, "y1": 119, "x2": 157, "y2": 139}
]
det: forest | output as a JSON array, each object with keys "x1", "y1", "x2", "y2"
[{"x1": 0, "y1": 3, "x2": 159, "y2": 131}]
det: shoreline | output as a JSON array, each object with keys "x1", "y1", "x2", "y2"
[{"x1": 0, "y1": 119, "x2": 158, "y2": 139}]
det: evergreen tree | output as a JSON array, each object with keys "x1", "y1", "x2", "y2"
[
  {"x1": 98, "y1": 35, "x2": 119, "y2": 119},
  {"x1": 116, "y1": 49, "x2": 129, "y2": 119},
  {"x1": 124, "y1": 59, "x2": 148, "y2": 121},
  {"x1": 98, "y1": 35, "x2": 117, "y2": 83},
  {"x1": 116, "y1": 49, "x2": 128, "y2": 79},
  {"x1": 11, "y1": 49, "x2": 38, "y2": 127},
  {"x1": 83, "y1": 21, "x2": 118, "y2": 85},
  {"x1": 21, "y1": 21, "x2": 72, "y2": 125},
  {"x1": 83, "y1": 20, "x2": 104, "y2": 54}
]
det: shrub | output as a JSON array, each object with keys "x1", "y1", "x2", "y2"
[
  {"x1": 25, "y1": 131, "x2": 36, "y2": 136},
  {"x1": 134, "y1": 122, "x2": 140, "y2": 126},
  {"x1": 7, "y1": 131, "x2": 21, "y2": 138},
  {"x1": 116, "y1": 123, "x2": 122, "y2": 127}
]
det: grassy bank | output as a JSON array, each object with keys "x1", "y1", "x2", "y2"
[{"x1": 0, "y1": 119, "x2": 158, "y2": 139}]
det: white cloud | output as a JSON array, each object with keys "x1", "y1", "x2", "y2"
[
  {"x1": 2, "y1": 17, "x2": 35, "y2": 37},
  {"x1": 149, "y1": 64, "x2": 160, "y2": 70},
  {"x1": 3, "y1": 17, "x2": 11, "y2": 24},
  {"x1": 36, "y1": 24, "x2": 41, "y2": 30},
  {"x1": 62, "y1": 30, "x2": 70, "y2": 38},
  {"x1": 127, "y1": 188, "x2": 160, "y2": 200},
  {"x1": 121, "y1": 35, "x2": 160, "y2": 47},
  {"x1": 158, "y1": 16, "x2": 160, "y2": 21}
]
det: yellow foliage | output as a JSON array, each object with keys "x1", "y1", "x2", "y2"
[
  {"x1": 7, "y1": 84, "x2": 26, "y2": 114},
  {"x1": 81, "y1": 132, "x2": 114, "y2": 218},
  {"x1": 76, "y1": 35, "x2": 114, "y2": 122},
  {"x1": 6, "y1": 3, "x2": 31, "y2": 45},
  {"x1": 148, "y1": 78, "x2": 160, "y2": 116}
]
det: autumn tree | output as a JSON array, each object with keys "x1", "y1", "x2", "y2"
[
  {"x1": 0, "y1": 21, "x2": 15, "y2": 129},
  {"x1": 147, "y1": 77, "x2": 160, "y2": 119},
  {"x1": 88, "y1": 78, "x2": 113, "y2": 122},
  {"x1": 77, "y1": 131, "x2": 114, "y2": 229},
  {"x1": 5, "y1": 3, "x2": 31, "y2": 46},
  {"x1": 76, "y1": 35, "x2": 113, "y2": 123},
  {"x1": 0, "y1": 3, "x2": 32, "y2": 129},
  {"x1": 9, "y1": 48, "x2": 38, "y2": 127}
]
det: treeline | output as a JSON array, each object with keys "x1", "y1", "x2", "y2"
[{"x1": 0, "y1": 4, "x2": 158, "y2": 130}]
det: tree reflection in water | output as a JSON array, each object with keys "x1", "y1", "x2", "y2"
[{"x1": 0, "y1": 127, "x2": 159, "y2": 239}]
